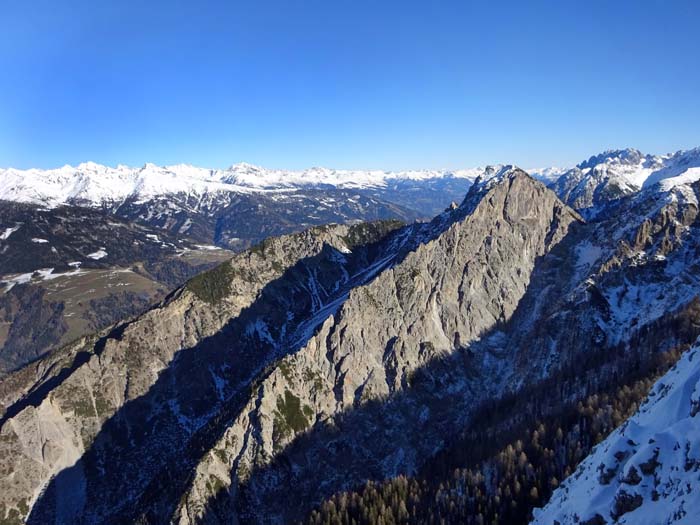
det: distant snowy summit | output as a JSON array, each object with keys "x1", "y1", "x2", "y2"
[{"x1": 0, "y1": 161, "x2": 483, "y2": 208}]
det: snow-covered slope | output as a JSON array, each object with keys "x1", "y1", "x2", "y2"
[
  {"x1": 550, "y1": 147, "x2": 700, "y2": 216},
  {"x1": 532, "y1": 341, "x2": 700, "y2": 525},
  {"x1": 528, "y1": 166, "x2": 570, "y2": 184},
  {"x1": 0, "y1": 161, "x2": 482, "y2": 208}
]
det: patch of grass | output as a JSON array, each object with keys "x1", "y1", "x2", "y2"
[
  {"x1": 302, "y1": 404, "x2": 314, "y2": 419},
  {"x1": 277, "y1": 390, "x2": 310, "y2": 433},
  {"x1": 186, "y1": 261, "x2": 234, "y2": 304},
  {"x1": 0, "y1": 506, "x2": 23, "y2": 525},
  {"x1": 94, "y1": 391, "x2": 111, "y2": 417},
  {"x1": 273, "y1": 390, "x2": 312, "y2": 450},
  {"x1": 303, "y1": 368, "x2": 325, "y2": 392},
  {"x1": 213, "y1": 447, "x2": 229, "y2": 464},
  {"x1": 62, "y1": 385, "x2": 96, "y2": 418},
  {"x1": 249, "y1": 237, "x2": 274, "y2": 258},
  {"x1": 278, "y1": 360, "x2": 294, "y2": 382},
  {"x1": 205, "y1": 474, "x2": 226, "y2": 495},
  {"x1": 342, "y1": 220, "x2": 404, "y2": 249}
]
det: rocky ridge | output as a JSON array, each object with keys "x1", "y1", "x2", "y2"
[
  {"x1": 0, "y1": 168, "x2": 582, "y2": 524},
  {"x1": 0, "y1": 218, "x2": 406, "y2": 524}
]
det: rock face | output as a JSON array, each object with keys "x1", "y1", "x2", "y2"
[
  {"x1": 0, "y1": 218, "x2": 406, "y2": 524},
  {"x1": 531, "y1": 340, "x2": 700, "y2": 525}
]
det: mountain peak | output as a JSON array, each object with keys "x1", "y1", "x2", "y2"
[
  {"x1": 76, "y1": 161, "x2": 106, "y2": 172},
  {"x1": 226, "y1": 161, "x2": 265, "y2": 172},
  {"x1": 469, "y1": 164, "x2": 528, "y2": 193},
  {"x1": 577, "y1": 148, "x2": 645, "y2": 170},
  {"x1": 458, "y1": 165, "x2": 542, "y2": 213}
]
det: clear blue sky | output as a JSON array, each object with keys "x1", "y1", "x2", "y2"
[{"x1": 1, "y1": 0, "x2": 699, "y2": 170}]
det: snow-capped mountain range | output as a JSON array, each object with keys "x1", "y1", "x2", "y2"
[
  {"x1": 0, "y1": 161, "x2": 483, "y2": 208},
  {"x1": 2, "y1": 147, "x2": 699, "y2": 214}
]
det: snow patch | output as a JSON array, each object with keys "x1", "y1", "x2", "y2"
[
  {"x1": 0, "y1": 224, "x2": 22, "y2": 240},
  {"x1": 0, "y1": 272, "x2": 33, "y2": 290},
  {"x1": 575, "y1": 241, "x2": 604, "y2": 269},
  {"x1": 86, "y1": 248, "x2": 107, "y2": 260}
]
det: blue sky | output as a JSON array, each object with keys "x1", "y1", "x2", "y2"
[{"x1": 1, "y1": 0, "x2": 698, "y2": 170}]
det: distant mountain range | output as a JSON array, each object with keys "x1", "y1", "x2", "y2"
[
  {"x1": 0, "y1": 161, "x2": 483, "y2": 216},
  {"x1": 4, "y1": 146, "x2": 698, "y2": 217}
]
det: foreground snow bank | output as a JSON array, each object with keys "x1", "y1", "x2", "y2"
[{"x1": 532, "y1": 341, "x2": 700, "y2": 525}]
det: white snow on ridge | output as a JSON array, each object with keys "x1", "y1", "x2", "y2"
[
  {"x1": 0, "y1": 272, "x2": 33, "y2": 290},
  {"x1": 657, "y1": 167, "x2": 700, "y2": 198},
  {"x1": 532, "y1": 342, "x2": 700, "y2": 525},
  {"x1": 568, "y1": 147, "x2": 700, "y2": 194},
  {"x1": 0, "y1": 224, "x2": 21, "y2": 240},
  {"x1": 575, "y1": 241, "x2": 604, "y2": 269},
  {"x1": 1, "y1": 267, "x2": 87, "y2": 291},
  {"x1": 221, "y1": 164, "x2": 483, "y2": 189},
  {"x1": 0, "y1": 161, "x2": 483, "y2": 209},
  {"x1": 87, "y1": 248, "x2": 107, "y2": 260}
]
